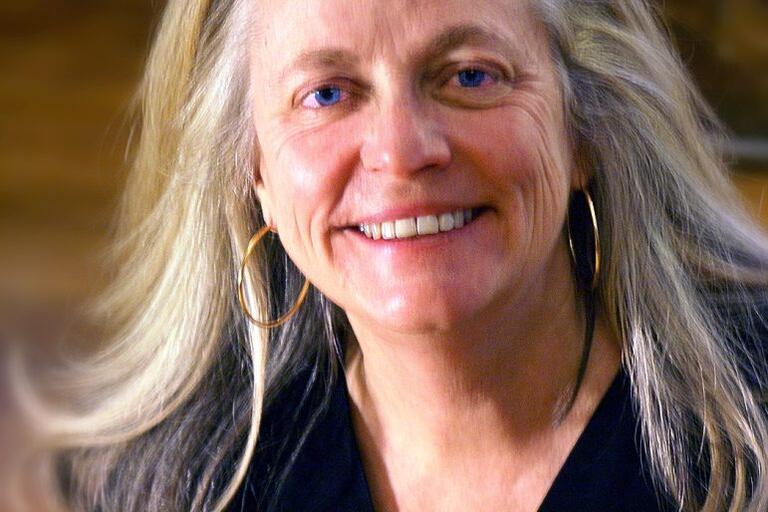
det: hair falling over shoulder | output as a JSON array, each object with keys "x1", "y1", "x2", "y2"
[
  {"x1": 16, "y1": 0, "x2": 768, "y2": 511},
  {"x1": 538, "y1": 0, "x2": 768, "y2": 510}
]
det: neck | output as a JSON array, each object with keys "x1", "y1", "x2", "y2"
[{"x1": 343, "y1": 248, "x2": 621, "y2": 491}]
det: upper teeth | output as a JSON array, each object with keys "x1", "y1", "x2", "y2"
[{"x1": 359, "y1": 208, "x2": 474, "y2": 240}]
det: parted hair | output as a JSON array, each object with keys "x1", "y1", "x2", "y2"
[{"x1": 24, "y1": 0, "x2": 768, "y2": 510}]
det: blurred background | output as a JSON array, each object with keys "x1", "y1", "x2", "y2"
[{"x1": 0, "y1": 0, "x2": 766, "y2": 510}]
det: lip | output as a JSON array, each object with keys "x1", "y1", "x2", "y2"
[{"x1": 341, "y1": 203, "x2": 490, "y2": 228}]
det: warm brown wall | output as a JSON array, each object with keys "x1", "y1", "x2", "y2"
[
  {"x1": 0, "y1": 2, "x2": 155, "y2": 337},
  {"x1": 665, "y1": 0, "x2": 768, "y2": 138}
]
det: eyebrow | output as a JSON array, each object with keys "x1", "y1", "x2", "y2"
[
  {"x1": 277, "y1": 23, "x2": 519, "y2": 86},
  {"x1": 415, "y1": 23, "x2": 519, "y2": 66},
  {"x1": 279, "y1": 48, "x2": 360, "y2": 86}
]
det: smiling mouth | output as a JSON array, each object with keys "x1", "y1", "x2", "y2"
[{"x1": 357, "y1": 208, "x2": 484, "y2": 240}]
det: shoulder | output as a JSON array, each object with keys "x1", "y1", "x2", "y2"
[
  {"x1": 232, "y1": 364, "x2": 325, "y2": 510},
  {"x1": 231, "y1": 363, "x2": 373, "y2": 512}
]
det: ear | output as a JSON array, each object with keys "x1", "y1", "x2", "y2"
[
  {"x1": 255, "y1": 179, "x2": 275, "y2": 229},
  {"x1": 253, "y1": 156, "x2": 275, "y2": 229},
  {"x1": 570, "y1": 140, "x2": 594, "y2": 190}
]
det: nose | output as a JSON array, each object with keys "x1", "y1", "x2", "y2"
[{"x1": 360, "y1": 94, "x2": 451, "y2": 176}]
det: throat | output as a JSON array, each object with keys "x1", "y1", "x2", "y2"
[{"x1": 343, "y1": 314, "x2": 621, "y2": 512}]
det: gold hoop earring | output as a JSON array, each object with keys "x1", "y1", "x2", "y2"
[
  {"x1": 567, "y1": 188, "x2": 601, "y2": 291},
  {"x1": 237, "y1": 225, "x2": 310, "y2": 328}
]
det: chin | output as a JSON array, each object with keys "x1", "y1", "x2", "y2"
[{"x1": 358, "y1": 290, "x2": 484, "y2": 335}]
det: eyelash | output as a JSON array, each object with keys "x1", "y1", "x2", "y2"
[{"x1": 298, "y1": 63, "x2": 508, "y2": 109}]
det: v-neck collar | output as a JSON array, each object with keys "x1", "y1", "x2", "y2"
[{"x1": 237, "y1": 365, "x2": 672, "y2": 511}]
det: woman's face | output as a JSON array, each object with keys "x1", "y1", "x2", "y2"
[{"x1": 251, "y1": 0, "x2": 578, "y2": 334}]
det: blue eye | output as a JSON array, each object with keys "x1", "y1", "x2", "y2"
[
  {"x1": 303, "y1": 86, "x2": 344, "y2": 108},
  {"x1": 456, "y1": 69, "x2": 489, "y2": 88},
  {"x1": 315, "y1": 87, "x2": 342, "y2": 105}
]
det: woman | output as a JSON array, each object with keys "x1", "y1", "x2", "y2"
[{"x1": 34, "y1": 0, "x2": 768, "y2": 510}]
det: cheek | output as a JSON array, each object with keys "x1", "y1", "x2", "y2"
[
  {"x1": 258, "y1": 121, "x2": 361, "y2": 260},
  {"x1": 446, "y1": 102, "x2": 572, "y2": 242}
]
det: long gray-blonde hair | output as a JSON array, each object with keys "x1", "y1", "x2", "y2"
[{"x1": 25, "y1": 0, "x2": 768, "y2": 510}]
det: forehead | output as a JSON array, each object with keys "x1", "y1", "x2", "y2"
[{"x1": 251, "y1": 0, "x2": 543, "y2": 67}]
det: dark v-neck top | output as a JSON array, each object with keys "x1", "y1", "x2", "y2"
[{"x1": 232, "y1": 365, "x2": 676, "y2": 511}]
